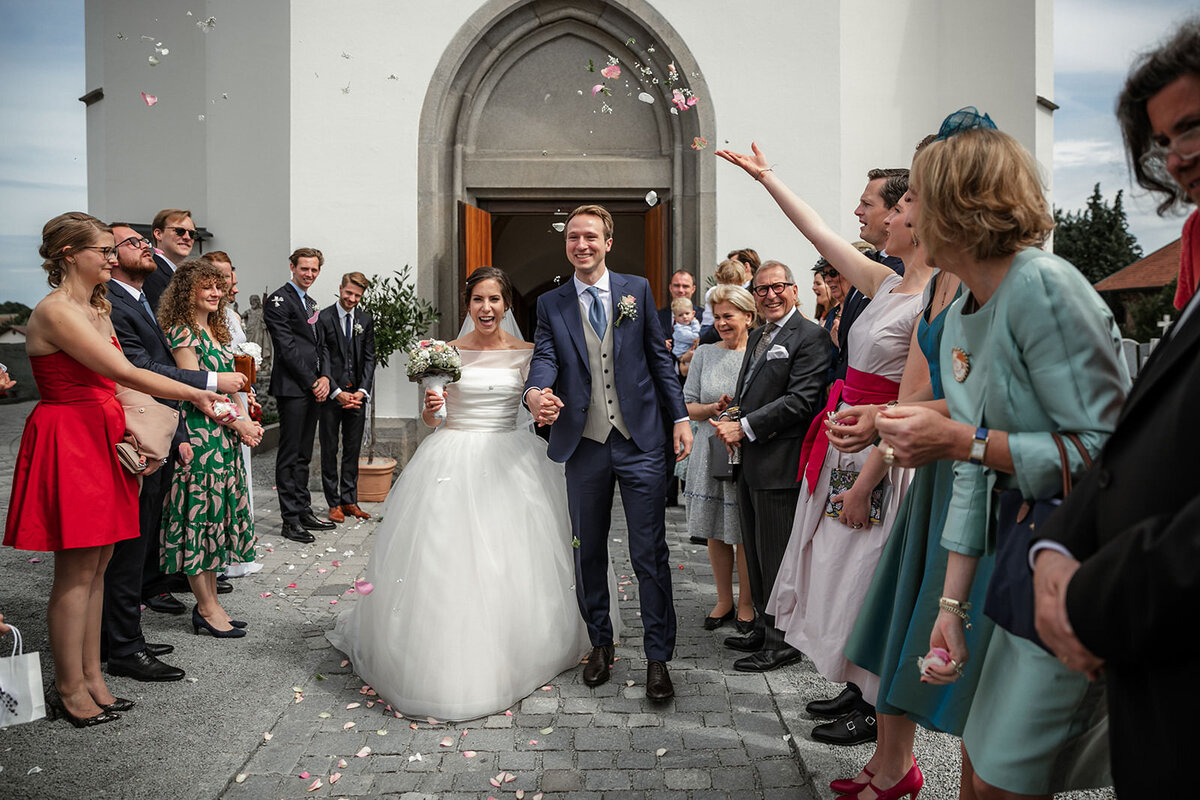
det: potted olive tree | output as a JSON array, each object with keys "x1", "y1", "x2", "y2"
[{"x1": 356, "y1": 266, "x2": 440, "y2": 501}]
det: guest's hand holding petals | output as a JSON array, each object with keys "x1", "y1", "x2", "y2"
[
  {"x1": 923, "y1": 612, "x2": 969, "y2": 685},
  {"x1": 826, "y1": 404, "x2": 879, "y2": 453}
]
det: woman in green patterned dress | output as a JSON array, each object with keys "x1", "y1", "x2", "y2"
[{"x1": 158, "y1": 259, "x2": 263, "y2": 638}]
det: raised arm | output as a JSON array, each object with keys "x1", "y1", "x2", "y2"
[{"x1": 717, "y1": 142, "x2": 894, "y2": 298}]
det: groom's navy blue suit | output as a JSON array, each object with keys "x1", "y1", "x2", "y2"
[{"x1": 526, "y1": 271, "x2": 686, "y2": 662}]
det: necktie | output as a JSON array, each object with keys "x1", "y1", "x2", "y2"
[
  {"x1": 752, "y1": 322, "x2": 777, "y2": 362},
  {"x1": 137, "y1": 292, "x2": 155, "y2": 322},
  {"x1": 344, "y1": 312, "x2": 353, "y2": 343},
  {"x1": 586, "y1": 286, "x2": 606, "y2": 338}
]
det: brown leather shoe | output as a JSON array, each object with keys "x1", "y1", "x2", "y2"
[
  {"x1": 645, "y1": 659, "x2": 674, "y2": 700},
  {"x1": 342, "y1": 503, "x2": 371, "y2": 520},
  {"x1": 582, "y1": 645, "x2": 614, "y2": 686},
  {"x1": 328, "y1": 506, "x2": 345, "y2": 523}
]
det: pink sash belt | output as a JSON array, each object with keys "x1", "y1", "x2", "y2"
[{"x1": 797, "y1": 367, "x2": 900, "y2": 493}]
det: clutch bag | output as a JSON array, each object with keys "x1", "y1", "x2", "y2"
[{"x1": 823, "y1": 467, "x2": 887, "y2": 525}]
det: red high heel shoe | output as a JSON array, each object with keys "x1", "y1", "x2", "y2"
[
  {"x1": 842, "y1": 760, "x2": 923, "y2": 800},
  {"x1": 830, "y1": 767, "x2": 874, "y2": 795}
]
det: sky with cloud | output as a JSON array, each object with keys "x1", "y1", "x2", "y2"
[{"x1": 0, "y1": 1, "x2": 1196, "y2": 308}]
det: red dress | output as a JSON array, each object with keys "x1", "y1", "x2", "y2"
[{"x1": 3, "y1": 338, "x2": 139, "y2": 551}]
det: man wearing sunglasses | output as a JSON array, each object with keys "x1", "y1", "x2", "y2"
[{"x1": 143, "y1": 208, "x2": 199, "y2": 310}]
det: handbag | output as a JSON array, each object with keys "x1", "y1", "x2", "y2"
[
  {"x1": 824, "y1": 467, "x2": 888, "y2": 525},
  {"x1": 983, "y1": 432, "x2": 1091, "y2": 653},
  {"x1": 113, "y1": 385, "x2": 180, "y2": 475},
  {"x1": 0, "y1": 625, "x2": 46, "y2": 728},
  {"x1": 708, "y1": 433, "x2": 739, "y2": 481}
]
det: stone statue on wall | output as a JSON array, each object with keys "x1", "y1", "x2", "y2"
[{"x1": 243, "y1": 293, "x2": 274, "y2": 380}]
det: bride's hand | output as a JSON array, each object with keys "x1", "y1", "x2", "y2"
[
  {"x1": 424, "y1": 388, "x2": 444, "y2": 414},
  {"x1": 715, "y1": 142, "x2": 771, "y2": 180}
]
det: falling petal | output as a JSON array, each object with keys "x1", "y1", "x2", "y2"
[
  {"x1": 551, "y1": 222, "x2": 565, "y2": 232},
  {"x1": 306, "y1": 778, "x2": 322, "y2": 791},
  {"x1": 221, "y1": 92, "x2": 228, "y2": 100},
  {"x1": 329, "y1": 772, "x2": 341, "y2": 784},
  {"x1": 388, "y1": 73, "x2": 398, "y2": 80},
  {"x1": 148, "y1": 55, "x2": 160, "y2": 66},
  {"x1": 197, "y1": 16, "x2": 216, "y2": 32},
  {"x1": 158, "y1": 48, "x2": 169, "y2": 55},
  {"x1": 341, "y1": 51, "x2": 351, "y2": 59},
  {"x1": 600, "y1": 64, "x2": 621, "y2": 79},
  {"x1": 197, "y1": 114, "x2": 205, "y2": 122},
  {"x1": 355, "y1": 746, "x2": 371, "y2": 758},
  {"x1": 317, "y1": 568, "x2": 327, "y2": 574},
  {"x1": 116, "y1": 32, "x2": 126, "y2": 39},
  {"x1": 691, "y1": 137, "x2": 708, "y2": 151},
  {"x1": 287, "y1": 583, "x2": 297, "y2": 589},
  {"x1": 141, "y1": 92, "x2": 158, "y2": 106},
  {"x1": 299, "y1": 771, "x2": 310, "y2": 779},
  {"x1": 637, "y1": 92, "x2": 655, "y2": 104},
  {"x1": 645, "y1": 190, "x2": 658, "y2": 207},
  {"x1": 590, "y1": 84, "x2": 604, "y2": 97},
  {"x1": 656, "y1": 747, "x2": 668, "y2": 756},
  {"x1": 354, "y1": 580, "x2": 374, "y2": 596}
]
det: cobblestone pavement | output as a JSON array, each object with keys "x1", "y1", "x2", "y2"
[{"x1": 0, "y1": 400, "x2": 1114, "y2": 800}]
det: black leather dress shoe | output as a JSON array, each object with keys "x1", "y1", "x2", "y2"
[
  {"x1": 806, "y1": 683, "x2": 862, "y2": 718},
  {"x1": 144, "y1": 642, "x2": 175, "y2": 658},
  {"x1": 811, "y1": 708, "x2": 877, "y2": 746},
  {"x1": 216, "y1": 576, "x2": 232, "y2": 595},
  {"x1": 299, "y1": 511, "x2": 336, "y2": 531},
  {"x1": 107, "y1": 649, "x2": 186, "y2": 682},
  {"x1": 689, "y1": 535, "x2": 708, "y2": 545},
  {"x1": 281, "y1": 523, "x2": 316, "y2": 543},
  {"x1": 645, "y1": 660, "x2": 674, "y2": 700},
  {"x1": 733, "y1": 646, "x2": 803, "y2": 672},
  {"x1": 582, "y1": 645, "x2": 614, "y2": 686},
  {"x1": 723, "y1": 629, "x2": 765, "y2": 652},
  {"x1": 144, "y1": 592, "x2": 187, "y2": 615}
]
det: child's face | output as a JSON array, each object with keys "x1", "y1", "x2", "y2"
[{"x1": 674, "y1": 308, "x2": 695, "y2": 325}]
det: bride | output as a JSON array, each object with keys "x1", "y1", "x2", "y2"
[{"x1": 328, "y1": 267, "x2": 608, "y2": 721}]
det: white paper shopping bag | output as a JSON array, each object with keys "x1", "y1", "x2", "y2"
[{"x1": 0, "y1": 625, "x2": 46, "y2": 727}]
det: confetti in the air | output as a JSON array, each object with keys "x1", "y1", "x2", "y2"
[
  {"x1": 148, "y1": 55, "x2": 160, "y2": 66},
  {"x1": 645, "y1": 190, "x2": 659, "y2": 207},
  {"x1": 141, "y1": 92, "x2": 158, "y2": 107},
  {"x1": 691, "y1": 137, "x2": 708, "y2": 151},
  {"x1": 637, "y1": 92, "x2": 654, "y2": 104},
  {"x1": 600, "y1": 64, "x2": 621, "y2": 80},
  {"x1": 197, "y1": 16, "x2": 216, "y2": 33}
]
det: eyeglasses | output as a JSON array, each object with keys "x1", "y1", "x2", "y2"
[
  {"x1": 1140, "y1": 124, "x2": 1200, "y2": 178},
  {"x1": 80, "y1": 246, "x2": 119, "y2": 260},
  {"x1": 821, "y1": 268, "x2": 840, "y2": 279},
  {"x1": 751, "y1": 282, "x2": 794, "y2": 298},
  {"x1": 117, "y1": 236, "x2": 152, "y2": 250},
  {"x1": 166, "y1": 226, "x2": 197, "y2": 239}
]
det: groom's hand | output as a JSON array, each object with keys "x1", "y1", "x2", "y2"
[
  {"x1": 673, "y1": 420, "x2": 693, "y2": 462},
  {"x1": 526, "y1": 387, "x2": 563, "y2": 427}
]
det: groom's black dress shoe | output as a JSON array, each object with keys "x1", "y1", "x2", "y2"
[
  {"x1": 806, "y1": 683, "x2": 862, "y2": 718},
  {"x1": 733, "y1": 645, "x2": 803, "y2": 672},
  {"x1": 107, "y1": 649, "x2": 186, "y2": 682},
  {"x1": 282, "y1": 523, "x2": 316, "y2": 543},
  {"x1": 723, "y1": 629, "x2": 765, "y2": 652},
  {"x1": 144, "y1": 642, "x2": 175, "y2": 658},
  {"x1": 299, "y1": 511, "x2": 336, "y2": 531},
  {"x1": 811, "y1": 707, "x2": 877, "y2": 746},
  {"x1": 582, "y1": 645, "x2": 614, "y2": 686},
  {"x1": 645, "y1": 660, "x2": 674, "y2": 700},
  {"x1": 144, "y1": 592, "x2": 187, "y2": 615}
]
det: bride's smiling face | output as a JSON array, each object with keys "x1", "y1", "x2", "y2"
[{"x1": 468, "y1": 278, "x2": 506, "y2": 335}]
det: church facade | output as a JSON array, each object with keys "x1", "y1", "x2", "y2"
[{"x1": 84, "y1": 0, "x2": 1052, "y2": 419}]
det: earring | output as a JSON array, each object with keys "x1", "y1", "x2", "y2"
[{"x1": 911, "y1": 232, "x2": 919, "y2": 247}]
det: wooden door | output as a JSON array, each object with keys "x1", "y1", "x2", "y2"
[
  {"x1": 644, "y1": 201, "x2": 669, "y2": 309},
  {"x1": 458, "y1": 201, "x2": 493, "y2": 327}
]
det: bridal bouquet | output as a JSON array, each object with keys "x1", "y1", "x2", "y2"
[{"x1": 407, "y1": 339, "x2": 462, "y2": 420}]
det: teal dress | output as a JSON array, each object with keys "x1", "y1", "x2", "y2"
[
  {"x1": 844, "y1": 275, "x2": 996, "y2": 735},
  {"x1": 941, "y1": 248, "x2": 1129, "y2": 794}
]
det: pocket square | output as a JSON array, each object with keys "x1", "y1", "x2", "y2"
[{"x1": 766, "y1": 344, "x2": 789, "y2": 360}]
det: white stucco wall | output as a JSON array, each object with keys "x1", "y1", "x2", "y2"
[{"x1": 87, "y1": 0, "x2": 1051, "y2": 420}]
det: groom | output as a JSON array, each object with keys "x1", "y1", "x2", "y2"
[{"x1": 526, "y1": 204, "x2": 692, "y2": 700}]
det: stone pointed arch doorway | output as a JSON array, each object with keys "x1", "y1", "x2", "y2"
[{"x1": 419, "y1": 1, "x2": 716, "y2": 338}]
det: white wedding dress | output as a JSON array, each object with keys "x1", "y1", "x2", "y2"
[{"x1": 328, "y1": 349, "x2": 607, "y2": 721}]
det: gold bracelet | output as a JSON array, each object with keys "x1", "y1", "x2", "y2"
[
  {"x1": 938, "y1": 597, "x2": 973, "y2": 630},
  {"x1": 756, "y1": 167, "x2": 774, "y2": 181}
]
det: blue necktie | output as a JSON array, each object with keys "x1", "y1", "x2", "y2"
[
  {"x1": 344, "y1": 312, "x2": 353, "y2": 343},
  {"x1": 586, "y1": 287, "x2": 606, "y2": 338},
  {"x1": 137, "y1": 292, "x2": 155, "y2": 322}
]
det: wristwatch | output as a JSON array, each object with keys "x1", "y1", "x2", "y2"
[{"x1": 968, "y1": 427, "x2": 989, "y2": 465}]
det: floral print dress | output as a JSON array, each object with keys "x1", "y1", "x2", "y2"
[{"x1": 161, "y1": 325, "x2": 255, "y2": 574}]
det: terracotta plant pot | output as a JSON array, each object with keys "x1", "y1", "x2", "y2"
[{"x1": 357, "y1": 457, "x2": 397, "y2": 502}]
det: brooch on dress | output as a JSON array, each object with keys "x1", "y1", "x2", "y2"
[{"x1": 951, "y1": 347, "x2": 971, "y2": 382}]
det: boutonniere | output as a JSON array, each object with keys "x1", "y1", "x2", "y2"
[
  {"x1": 353, "y1": 322, "x2": 364, "y2": 336},
  {"x1": 615, "y1": 294, "x2": 637, "y2": 327},
  {"x1": 270, "y1": 295, "x2": 283, "y2": 307}
]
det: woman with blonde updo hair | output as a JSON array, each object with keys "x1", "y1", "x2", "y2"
[
  {"x1": 4, "y1": 213, "x2": 224, "y2": 727},
  {"x1": 157, "y1": 259, "x2": 262, "y2": 639}
]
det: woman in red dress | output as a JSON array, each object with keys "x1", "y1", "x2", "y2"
[{"x1": 4, "y1": 212, "x2": 223, "y2": 727}]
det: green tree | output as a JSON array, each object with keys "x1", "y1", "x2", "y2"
[{"x1": 1053, "y1": 184, "x2": 1143, "y2": 285}]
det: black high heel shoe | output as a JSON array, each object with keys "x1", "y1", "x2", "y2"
[
  {"x1": 229, "y1": 620, "x2": 248, "y2": 629},
  {"x1": 102, "y1": 697, "x2": 135, "y2": 712},
  {"x1": 703, "y1": 608, "x2": 735, "y2": 630},
  {"x1": 192, "y1": 606, "x2": 246, "y2": 638},
  {"x1": 45, "y1": 687, "x2": 121, "y2": 728}
]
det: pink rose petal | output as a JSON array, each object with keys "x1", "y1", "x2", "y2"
[
  {"x1": 353, "y1": 579, "x2": 374, "y2": 596},
  {"x1": 287, "y1": 583, "x2": 297, "y2": 589},
  {"x1": 591, "y1": 84, "x2": 605, "y2": 97},
  {"x1": 331, "y1": 560, "x2": 341, "y2": 567},
  {"x1": 439, "y1": 736, "x2": 453, "y2": 747},
  {"x1": 345, "y1": 702, "x2": 360, "y2": 709},
  {"x1": 329, "y1": 772, "x2": 341, "y2": 784},
  {"x1": 464, "y1": 750, "x2": 477, "y2": 758},
  {"x1": 141, "y1": 92, "x2": 158, "y2": 106},
  {"x1": 343, "y1": 722, "x2": 356, "y2": 730},
  {"x1": 337, "y1": 758, "x2": 347, "y2": 768},
  {"x1": 600, "y1": 64, "x2": 620, "y2": 79},
  {"x1": 306, "y1": 778, "x2": 322, "y2": 791},
  {"x1": 355, "y1": 746, "x2": 371, "y2": 758},
  {"x1": 299, "y1": 771, "x2": 310, "y2": 779}
]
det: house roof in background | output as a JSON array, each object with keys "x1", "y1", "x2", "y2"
[{"x1": 1094, "y1": 238, "x2": 1182, "y2": 292}]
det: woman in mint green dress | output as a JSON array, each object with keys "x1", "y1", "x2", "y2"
[
  {"x1": 876, "y1": 123, "x2": 1128, "y2": 798},
  {"x1": 158, "y1": 260, "x2": 262, "y2": 638}
]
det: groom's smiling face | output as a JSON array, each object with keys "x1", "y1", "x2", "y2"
[{"x1": 565, "y1": 214, "x2": 613, "y2": 278}]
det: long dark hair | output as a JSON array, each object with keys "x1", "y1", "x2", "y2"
[{"x1": 463, "y1": 266, "x2": 514, "y2": 311}]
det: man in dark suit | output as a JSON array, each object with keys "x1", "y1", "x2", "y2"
[
  {"x1": 657, "y1": 269, "x2": 696, "y2": 509},
  {"x1": 142, "y1": 208, "x2": 198, "y2": 311},
  {"x1": 525, "y1": 204, "x2": 692, "y2": 700},
  {"x1": 102, "y1": 224, "x2": 246, "y2": 681},
  {"x1": 317, "y1": 271, "x2": 376, "y2": 523},
  {"x1": 264, "y1": 247, "x2": 336, "y2": 543},
  {"x1": 711, "y1": 260, "x2": 829, "y2": 674},
  {"x1": 1033, "y1": 24, "x2": 1200, "y2": 795}
]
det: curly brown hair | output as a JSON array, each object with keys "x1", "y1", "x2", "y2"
[
  {"x1": 156, "y1": 258, "x2": 231, "y2": 345},
  {"x1": 39, "y1": 212, "x2": 112, "y2": 315}
]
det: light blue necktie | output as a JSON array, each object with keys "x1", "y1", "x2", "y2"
[
  {"x1": 586, "y1": 286, "x2": 606, "y2": 338},
  {"x1": 137, "y1": 292, "x2": 155, "y2": 322}
]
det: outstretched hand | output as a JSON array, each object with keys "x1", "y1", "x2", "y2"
[{"x1": 715, "y1": 142, "x2": 771, "y2": 179}]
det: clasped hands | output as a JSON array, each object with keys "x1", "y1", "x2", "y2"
[{"x1": 336, "y1": 390, "x2": 366, "y2": 409}]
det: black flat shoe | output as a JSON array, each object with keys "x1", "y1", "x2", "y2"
[
  {"x1": 299, "y1": 511, "x2": 336, "y2": 531},
  {"x1": 143, "y1": 592, "x2": 187, "y2": 615},
  {"x1": 46, "y1": 688, "x2": 120, "y2": 728},
  {"x1": 806, "y1": 683, "x2": 863, "y2": 718},
  {"x1": 101, "y1": 697, "x2": 135, "y2": 712},
  {"x1": 192, "y1": 606, "x2": 246, "y2": 639},
  {"x1": 811, "y1": 708, "x2": 877, "y2": 746},
  {"x1": 703, "y1": 608, "x2": 735, "y2": 630}
]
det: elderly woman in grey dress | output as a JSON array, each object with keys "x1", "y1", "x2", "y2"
[{"x1": 683, "y1": 285, "x2": 758, "y2": 632}]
